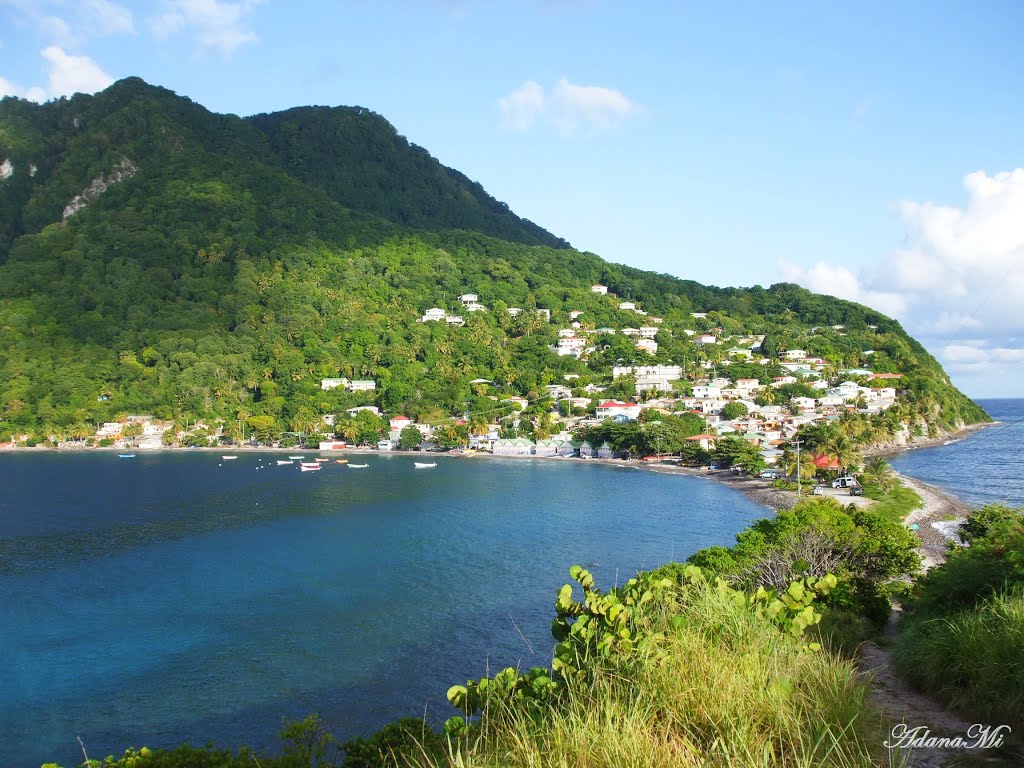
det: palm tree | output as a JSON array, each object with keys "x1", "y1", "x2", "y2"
[
  {"x1": 469, "y1": 415, "x2": 490, "y2": 437},
  {"x1": 783, "y1": 448, "x2": 817, "y2": 486},
  {"x1": 71, "y1": 422, "x2": 92, "y2": 444},
  {"x1": 830, "y1": 434, "x2": 862, "y2": 476},
  {"x1": 861, "y1": 456, "x2": 896, "y2": 491},
  {"x1": 339, "y1": 421, "x2": 360, "y2": 444}
]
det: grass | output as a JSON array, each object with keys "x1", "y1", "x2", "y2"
[
  {"x1": 862, "y1": 484, "x2": 922, "y2": 523},
  {"x1": 892, "y1": 588, "x2": 1024, "y2": 728},
  {"x1": 414, "y1": 583, "x2": 888, "y2": 768}
]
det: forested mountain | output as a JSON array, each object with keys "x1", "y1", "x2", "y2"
[{"x1": 0, "y1": 78, "x2": 985, "y2": 440}]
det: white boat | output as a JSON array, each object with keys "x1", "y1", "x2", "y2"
[
  {"x1": 276, "y1": 460, "x2": 294, "y2": 466},
  {"x1": 299, "y1": 462, "x2": 320, "y2": 468},
  {"x1": 222, "y1": 455, "x2": 238, "y2": 460},
  {"x1": 414, "y1": 462, "x2": 437, "y2": 469},
  {"x1": 300, "y1": 464, "x2": 321, "y2": 472},
  {"x1": 348, "y1": 463, "x2": 369, "y2": 468},
  {"x1": 288, "y1": 455, "x2": 305, "y2": 460},
  {"x1": 118, "y1": 453, "x2": 136, "y2": 458},
  {"x1": 315, "y1": 458, "x2": 329, "y2": 462}
]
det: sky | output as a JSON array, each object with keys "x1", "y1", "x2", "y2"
[{"x1": 1, "y1": 1, "x2": 1022, "y2": 398}]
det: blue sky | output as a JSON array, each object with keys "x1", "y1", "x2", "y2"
[{"x1": 1, "y1": 1, "x2": 1022, "y2": 398}]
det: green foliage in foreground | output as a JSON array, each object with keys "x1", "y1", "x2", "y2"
[
  {"x1": 440, "y1": 571, "x2": 882, "y2": 768},
  {"x1": 893, "y1": 505, "x2": 1024, "y2": 729},
  {"x1": 675, "y1": 497, "x2": 920, "y2": 625}
]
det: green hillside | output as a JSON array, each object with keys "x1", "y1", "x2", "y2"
[{"x1": 0, "y1": 78, "x2": 986, "y2": 441}]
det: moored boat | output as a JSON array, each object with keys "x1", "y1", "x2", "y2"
[
  {"x1": 414, "y1": 462, "x2": 437, "y2": 468},
  {"x1": 288, "y1": 455, "x2": 305, "y2": 460},
  {"x1": 335, "y1": 459, "x2": 348, "y2": 464},
  {"x1": 276, "y1": 460, "x2": 294, "y2": 465},
  {"x1": 315, "y1": 458, "x2": 329, "y2": 462},
  {"x1": 348, "y1": 463, "x2": 369, "y2": 468},
  {"x1": 300, "y1": 464, "x2": 321, "y2": 472},
  {"x1": 118, "y1": 453, "x2": 136, "y2": 458},
  {"x1": 222, "y1": 455, "x2": 238, "y2": 460}
]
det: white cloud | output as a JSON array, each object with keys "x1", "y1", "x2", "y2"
[
  {"x1": 149, "y1": 0, "x2": 262, "y2": 55},
  {"x1": 40, "y1": 45, "x2": 114, "y2": 97},
  {"x1": 497, "y1": 77, "x2": 637, "y2": 136},
  {"x1": 83, "y1": 0, "x2": 135, "y2": 36},
  {"x1": 0, "y1": 75, "x2": 19, "y2": 98},
  {"x1": 551, "y1": 78, "x2": 636, "y2": 135},
  {"x1": 776, "y1": 257, "x2": 907, "y2": 318},
  {"x1": 499, "y1": 80, "x2": 544, "y2": 131},
  {"x1": 778, "y1": 168, "x2": 1024, "y2": 395}
]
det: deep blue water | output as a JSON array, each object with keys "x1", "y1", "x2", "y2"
[
  {"x1": 0, "y1": 454, "x2": 768, "y2": 767},
  {"x1": 890, "y1": 398, "x2": 1024, "y2": 508}
]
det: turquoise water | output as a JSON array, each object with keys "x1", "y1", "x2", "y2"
[{"x1": 0, "y1": 453, "x2": 768, "y2": 767}]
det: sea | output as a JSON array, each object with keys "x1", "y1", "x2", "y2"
[
  {"x1": 890, "y1": 398, "x2": 1024, "y2": 508},
  {"x1": 1, "y1": 398, "x2": 1020, "y2": 768}
]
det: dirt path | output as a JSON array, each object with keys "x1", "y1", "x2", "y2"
[{"x1": 859, "y1": 473, "x2": 998, "y2": 767}]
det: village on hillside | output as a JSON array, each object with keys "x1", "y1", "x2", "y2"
[{"x1": 4, "y1": 284, "x2": 915, "y2": 482}]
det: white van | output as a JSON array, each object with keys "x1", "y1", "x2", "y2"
[{"x1": 832, "y1": 476, "x2": 857, "y2": 489}]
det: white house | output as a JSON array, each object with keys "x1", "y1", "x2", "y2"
[
  {"x1": 783, "y1": 349, "x2": 808, "y2": 359},
  {"x1": 591, "y1": 284, "x2": 608, "y2": 294},
  {"x1": 638, "y1": 326, "x2": 659, "y2": 338},
  {"x1": 772, "y1": 376, "x2": 797, "y2": 387},
  {"x1": 693, "y1": 385, "x2": 722, "y2": 398},
  {"x1": 621, "y1": 328, "x2": 640, "y2": 336},
  {"x1": 458, "y1": 293, "x2": 478, "y2": 304},
  {"x1": 506, "y1": 307, "x2": 523, "y2": 316},
  {"x1": 635, "y1": 338, "x2": 658, "y2": 355},
  {"x1": 345, "y1": 405, "x2": 381, "y2": 417},
  {"x1": 445, "y1": 315, "x2": 465, "y2": 326},
  {"x1": 422, "y1": 308, "x2": 446, "y2": 322},
  {"x1": 691, "y1": 312, "x2": 708, "y2": 319},
  {"x1": 695, "y1": 334, "x2": 718, "y2": 345},
  {"x1": 321, "y1": 378, "x2": 349, "y2": 390},
  {"x1": 596, "y1": 400, "x2": 642, "y2": 420},
  {"x1": 348, "y1": 380, "x2": 376, "y2": 392},
  {"x1": 536, "y1": 309, "x2": 551, "y2": 322},
  {"x1": 464, "y1": 302, "x2": 488, "y2": 313},
  {"x1": 791, "y1": 397, "x2": 817, "y2": 411},
  {"x1": 389, "y1": 415, "x2": 413, "y2": 430},
  {"x1": 555, "y1": 337, "x2": 587, "y2": 357},
  {"x1": 545, "y1": 384, "x2": 573, "y2": 400},
  {"x1": 557, "y1": 328, "x2": 577, "y2": 338},
  {"x1": 594, "y1": 327, "x2": 616, "y2": 334},
  {"x1": 619, "y1": 301, "x2": 636, "y2": 311},
  {"x1": 570, "y1": 310, "x2": 585, "y2": 320},
  {"x1": 614, "y1": 364, "x2": 682, "y2": 380}
]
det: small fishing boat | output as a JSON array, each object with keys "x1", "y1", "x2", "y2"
[
  {"x1": 414, "y1": 462, "x2": 437, "y2": 469},
  {"x1": 299, "y1": 462, "x2": 320, "y2": 468},
  {"x1": 222, "y1": 455, "x2": 238, "y2": 460},
  {"x1": 288, "y1": 455, "x2": 305, "y2": 460},
  {"x1": 315, "y1": 457, "x2": 329, "y2": 462},
  {"x1": 334, "y1": 459, "x2": 349, "y2": 464},
  {"x1": 276, "y1": 460, "x2": 294, "y2": 466},
  {"x1": 348, "y1": 463, "x2": 369, "y2": 469},
  {"x1": 118, "y1": 453, "x2": 136, "y2": 458},
  {"x1": 300, "y1": 464, "x2": 321, "y2": 472}
]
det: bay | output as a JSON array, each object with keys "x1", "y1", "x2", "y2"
[{"x1": 0, "y1": 453, "x2": 767, "y2": 767}]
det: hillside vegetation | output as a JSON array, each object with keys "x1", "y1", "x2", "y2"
[{"x1": 0, "y1": 78, "x2": 986, "y2": 442}]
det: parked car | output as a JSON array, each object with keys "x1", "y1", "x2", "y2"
[
  {"x1": 849, "y1": 485, "x2": 864, "y2": 496},
  {"x1": 832, "y1": 476, "x2": 857, "y2": 489},
  {"x1": 759, "y1": 470, "x2": 779, "y2": 479},
  {"x1": 813, "y1": 485, "x2": 825, "y2": 495}
]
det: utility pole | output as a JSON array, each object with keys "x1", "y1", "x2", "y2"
[{"x1": 792, "y1": 438, "x2": 803, "y2": 496}]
